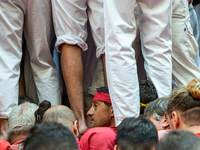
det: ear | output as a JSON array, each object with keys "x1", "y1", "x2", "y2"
[
  {"x1": 109, "y1": 106, "x2": 114, "y2": 117},
  {"x1": 161, "y1": 114, "x2": 169, "y2": 130},
  {"x1": 114, "y1": 145, "x2": 118, "y2": 150},
  {"x1": 73, "y1": 120, "x2": 79, "y2": 137},
  {"x1": 172, "y1": 111, "x2": 179, "y2": 129}
]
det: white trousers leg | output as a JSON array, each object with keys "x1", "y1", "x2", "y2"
[
  {"x1": 0, "y1": 0, "x2": 61, "y2": 118},
  {"x1": 0, "y1": 0, "x2": 23, "y2": 118},
  {"x1": 172, "y1": 0, "x2": 200, "y2": 86},
  {"x1": 104, "y1": 0, "x2": 172, "y2": 126}
]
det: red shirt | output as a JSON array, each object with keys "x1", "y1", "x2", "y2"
[
  {"x1": 196, "y1": 133, "x2": 200, "y2": 138},
  {"x1": 0, "y1": 140, "x2": 11, "y2": 150}
]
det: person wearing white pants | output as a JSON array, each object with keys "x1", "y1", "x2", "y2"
[
  {"x1": 0, "y1": 0, "x2": 61, "y2": 139},
  {"x1": 104, "y1": 0, "x2": 172, "y2": 126}
]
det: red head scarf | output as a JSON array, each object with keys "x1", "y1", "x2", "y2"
[{"x1": 92, "y1": 92, "x2": 111, "y2": 104}]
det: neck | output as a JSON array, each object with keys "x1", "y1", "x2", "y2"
[
  {"x1": 185, "y1": 126, "x2": 200, "y2": 134},
  {"x1": 109, "y1": 118, "x2": 116, "y2": 127}
]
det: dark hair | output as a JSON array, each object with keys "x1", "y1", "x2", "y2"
[
  {"x1": 18, "y1": 95, "x2": 35, "y2": 105},
  {"x1": 144, "y1": 97, "x2": 169, "y2": 121},
  {"x1": 96, "y1": 86, "x2": 109, "y2": 94},
  {"x1": 139, "y1": 80, "x2": 158, "y2": 114},
  {"x1": 156, "y1": 130, "x2": 200, "y2": 150},
  {"x1": 117, "y1": 116, "x2": 158, "y2": 150},
  {"x1": 35, "y1": 100, "x2": 51, "y2": 124},
  {"x1": 23, "y1": 122, "x2": 79, "y2": 150},
  {"x1": 167, "y1": 79, "x2": 200, "y2": 126}
]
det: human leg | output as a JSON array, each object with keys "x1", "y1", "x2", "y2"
[
  {"x1": 104, "y1": 0, "x2": 140, "y2": 126},
  {"x1": 172, "y1": 0, "x2": 200, "y2": 86},
  {"x1": 0, "y1": 0, "x2": 24, "y2": 140},
  {"x1": 137, "y1": 0, "x2": 173, "y2": 97},
  {"x1": 52, "y1": 0, "x2": 88, "y2": 134},
  {"x1": 23, "y1": 0, "x2": 61, "y2": 106}
]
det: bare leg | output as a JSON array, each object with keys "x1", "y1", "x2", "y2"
[
  {"x1": 61, "y1": 44, "x2": 87, "y2": 135},
  {"x1": 102, "y1": 54, "x2": 108, "y2": 86}
]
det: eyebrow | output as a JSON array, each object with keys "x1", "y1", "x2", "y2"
[{"x1": 92, "y1": 101, "x2": 100, "y2": 104}]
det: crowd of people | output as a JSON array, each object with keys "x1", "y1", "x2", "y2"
[
  {"x1": 1, "y1": 79, "x2": 200, "y2": 149},
  {"x1": 0, "y1": 0, "x2": 200, "y2": 149}
]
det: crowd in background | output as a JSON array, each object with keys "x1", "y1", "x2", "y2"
[{"x1": 0, "y1": 0, "x2": 200, "y2": 149}]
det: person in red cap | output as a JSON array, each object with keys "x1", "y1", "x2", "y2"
[{"x1": 87, "y1": 86, "x2": 115, "y2": 128}]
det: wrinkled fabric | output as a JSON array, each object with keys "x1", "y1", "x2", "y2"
[
  {"x1": 0, "y1": 0, "x2": 61, "y2": 118},
  {"x1": 104, "y1": 0, "x2": 172, "y2": 126},
  {"x1": 189, "y1": 3, "x2": 200, "y2": 68},
  {"x1": 172, "y1": 0, "x2": 200, "y2": 86},
  {"x1": 52, "y1": 0, "x2": 105, "y2": 59}
]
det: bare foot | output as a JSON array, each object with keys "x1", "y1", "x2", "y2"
[
  {"x1": 78, "y1": 120, "x2": 88, "y2": 136},
  {"x1": 0, "y1": 119, "x2": 9, "y2": 141}
]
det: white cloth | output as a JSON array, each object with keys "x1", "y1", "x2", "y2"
[
  {"x1": 189, "y1": 3, "x2": 200, "y2": 68},
  {"x1": 0, "y1": 0, "x2": 61, "y2": 118},
  {"x1": 172, "y1": 0, "x2": 200, "y2": 86},
  {"x1": 52, "y1": 0, "x2": 105, "y2": 59},
  {"x1": 104, "y1": 0, "x2": 172, "y2": 126}
]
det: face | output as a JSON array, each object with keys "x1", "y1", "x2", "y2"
[
  {"x1": 87, "y1": 100, "x2": 112, "y2": 127},
  {"x1": 148, "y1": 115, "x2": 169, "y2": 131}
]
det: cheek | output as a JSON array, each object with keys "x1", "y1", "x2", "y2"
[{"x1": 168, "y1": 119, "x2": 174, "y2": 129}]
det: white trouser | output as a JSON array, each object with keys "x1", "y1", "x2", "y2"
[
  {"x1": 0, "y1": 0, "x2": 61, "y2": 118},
  {"x1": 189, "y1": 3, "x2": 200, "y2": 68},
  {"x1": 172, "y1": 0, "x2": 200, "y2": 86},
  {"x1": 52, "y1": 0, "x2": 105, "y2": 59},
  {"x1": 104, "y1": 0, "x2": 172, "y2": 126}
]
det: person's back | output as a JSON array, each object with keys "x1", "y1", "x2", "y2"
[
  {"x1": 115, "y1": 116, "x2": 158, "y2": 150},
  {"x1": 156, "y1": 130, "x2": 200, "y2": 150},
  {"x1": 79, "y1": 127, "x2": 117, "y2": 150},
  {"x1": 42, "y1": 105, "x2": 79, "y2": 137},
  {"x1": 23, "y1": 122, "x2": 79, "y2": 150},
  {"x1": 8, "y1": 102, "x2": 39, "y2": 150}
]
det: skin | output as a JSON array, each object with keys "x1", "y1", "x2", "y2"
[
  {"x1": 0, "y1": 119, "x2": 8, "y2": 141},
  {"x1": 102, "y1": 54, "x2": 108, "y2": 86},
  {"x1": 87, "y1": 100, "x2": 115, "y2": 127},
  {"x1": 168, "y1": 111, "x2": 200, "y2": 134},
  {"x1": 61, "y1": 44, "x2": 87, "y2": 135},
  {"x1": 148, "y1": 114, "x2": 169, "y2": 131}
]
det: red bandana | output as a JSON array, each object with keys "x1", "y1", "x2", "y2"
[{"x1": 92, "y1": 92, "x2": 111, "y2": 104}]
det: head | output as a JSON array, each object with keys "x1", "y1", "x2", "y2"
[
  {"x1": 79, "y1": 127, "x2": 117, "y2": 150},
  {"x1": 144, "y1": 97, "x2": 169, "y2": 131},
  {"x1": 8, "y1": 102, "x2": 39, "y2": 142},
  {"x1": 139, "y1": 80, "x2": 158, "y2": 114},
  {"x1": 35, "y1": 100, "x2": 51, "y2": 124},
  {"x1": 156, "y1": 130, "x2": 200, "y2": 150},
  {"x1": 87, "y1": 86, "x2": 115, "y2": 127},
  {"x1": 18, "y1": 95, "x2": 35, "y2": 105},
  {"x1": 167, "y1": 79, "x2": 200, "y2": 130},
  {"x1": 43, "y1": 105, "x2": 79, "y2": 137},
  {"x1": 115, "y1": 116, "x2": 158, "y2": 150},
  {"x1": 23, "y1": 122, "x2": 79, "y2": 150}
]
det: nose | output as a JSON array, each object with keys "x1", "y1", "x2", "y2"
[{"x1": 87, "y1": 107, "x2": 94, "y2": 116}]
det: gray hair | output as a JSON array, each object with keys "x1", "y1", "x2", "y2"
[
  {"x1": 8, "y1": 102, "x2": 38, "y2": 134},
  {"x1": 144, "y1": 97, "x2": 169, "y2": 121}
]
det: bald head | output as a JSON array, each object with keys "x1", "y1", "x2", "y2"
[{"x1": 43, "y1": 105, "x2": 77, "y2": 131}]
